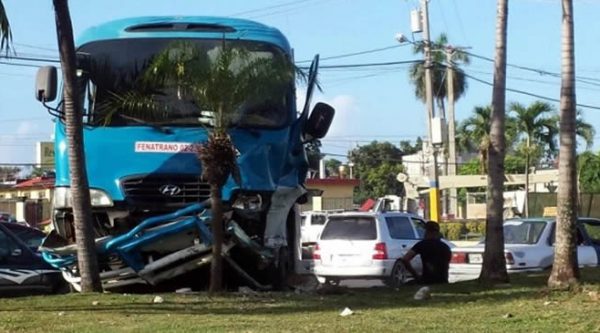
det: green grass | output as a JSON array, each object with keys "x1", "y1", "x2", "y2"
[{"x1": 2, "y1": 269, "x2": 600, "y2": 333}]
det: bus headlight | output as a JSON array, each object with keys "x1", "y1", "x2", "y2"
[{"x1": 53, "y1": 187, "x2": 114, "y2": 208}]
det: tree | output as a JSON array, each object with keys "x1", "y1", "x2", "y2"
[
  {"x1": 549, "y1": 0, "x2": 580, "y2": 289},
  {"x1": 348, "y1": 141, "x2": 405, "y2": 203},
  {"x1": 325, "y1": 159, "x2": 342, "y2": 177},
  {"x1": 135, "y1": 42, "x2": 297, "y2": 292},
  {"x1": 578, "y1": 151, "x2": 600, "y2": 193},
  {"x1": 0, "y1": 1, "x2": 11, "y2": 54},
  {"x1": 510, "y1": 101, "x2": 558, "y2": 217},
  {"x1": 457, "y1": 105, "x2": 517, "y2": 174},
  {"x1": 399, "y1": 138, "x2": 423, "y2": 155},
  {"x1": 52, "y1": 0, "x2": 102, "y2": 292},
  {"x1": 409, "y1": 34, "x2": 470, "y2": 117},
  {"x1": 457, "y1": 106, "x2": 493, "y2": 173},
  {"x1": 0, "y1": 166, "x2": 20, "y2": 182},
  {"x1": 480, "y1": 0, "x2": 510, "y2": 284}
]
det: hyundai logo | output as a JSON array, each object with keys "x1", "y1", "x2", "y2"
[{"x1": 159, "y1": 184, "x2": 182, "y2": 196}]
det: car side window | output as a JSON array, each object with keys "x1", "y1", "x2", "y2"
[
  {"x1": 0, "y1": 228, "x2": 21, "y2": 259},
  {"x1": 385, "y1": 216, "x2": 416, "y2": 239},
  {"x1": 548, "y1": 224, "x2": 586, "y2": 246},
  {"x1": 580, "y1": 220, "x2": 600, "y2": 245},
  {"x1": 312, "y1": 215, "x2": 327, "y2": 226},
  {"x1": 412, "y1": 218, "x2": 426, "y2": 239}
]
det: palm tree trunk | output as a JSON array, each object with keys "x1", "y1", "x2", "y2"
[
  {"x1": 209, "y1": 184, "x2": 224, "y2": 293},
  {"x1": 524, "y1": 137, "x2": 530, "y2": 218},
  {"x1": 548, "y1": 0, "x2": 580, "y2": 289},
  {"x1": 480, "y1": 0, "x2": 509, "y2": 283},
  {"x1": 52, "y1": 0, "x2": 102, "y2": 292}
]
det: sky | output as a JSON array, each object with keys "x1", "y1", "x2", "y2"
[{"x1": 1, "y1": 0, "x2": 599, "y2": 166}]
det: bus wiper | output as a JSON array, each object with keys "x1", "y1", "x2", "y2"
[{"x1": 119, "y1": 114, "x2": 173, "y2": 134}]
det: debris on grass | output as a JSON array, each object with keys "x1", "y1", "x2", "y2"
[
  {"x1": 153, "y1": 296, "x2": 164, "y2": 304},
  {"x1": 92, "y1": 301, "x2": 99, "y2": 306},
  {"x1": 238, "y1": 286, "x2": 259, "y2": 295},
  {"x1": 340, "y1": 307, "x2": 354, "y2": 317},
  {"x1": 414, "y1": 286, "x2": 431, "y2": 300},
  {"x1": 502, "y1": 313, "x2": 514, "y2": 319}
]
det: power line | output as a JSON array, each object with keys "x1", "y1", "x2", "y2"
[
  {"x1": 0, "y1": 61, "x2": 43, "y2": 68},
  {"x1": 464, "y1": 50, "x2": 600, "y2": 85},
  {"x1": 0, "y1": 55, "x2": 60, "y2": 63},
  {"x1": 229, "y1": 0, "x2": 313, "y2": 16},
  {"x1": 464, "y1": 72, "x2": 600, "y2": 110},
  {"x1": 14, "y1": 42, "x2": 57, "y2": 53},
  {"x1": 311, "y1": 59, "x2": 421, "y2": 70},
  {"x1": 296, "y1": 45, "x2": 405, "y2": 64}
]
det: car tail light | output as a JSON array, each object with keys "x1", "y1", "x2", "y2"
[
  {"x1": 312, "y1": 243, "x2": 321, "y2": 260},
  {"x1": 505, "y1": 252, "x2": 515, "y2": 265},
  {"x1": 372, "y1": 242, "x2": 388, "y2": 260},
  {"x1": 451, "y1": 252, "x2": 467, "y2": 264}
]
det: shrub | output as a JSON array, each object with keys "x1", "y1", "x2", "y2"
[{"x1": 439, "y1": 222, "x2": 465, "y2": 241}]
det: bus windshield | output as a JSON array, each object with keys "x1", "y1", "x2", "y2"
[{"x1": 76, "y1": 38, "x2": 293, "y2": 129}]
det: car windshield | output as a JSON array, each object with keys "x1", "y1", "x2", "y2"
[
  {"x1": 320, "y1": 216, "x2": 377, "y2": 240},
  {"x1": 1, "y1": 223, "x2": 46, "y2": 250},
  {"x1": 503, "y1": 220, "x2": 548, "y2": 244},
  {"x1": 76, "y1": 38, "x2": 293, "y2": 129}
]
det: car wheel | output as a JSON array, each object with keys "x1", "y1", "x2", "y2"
[{"x1": 387, "y1": 261, "x2": 410, "y2": 288}]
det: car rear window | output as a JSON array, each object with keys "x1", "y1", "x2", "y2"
[{"x1": 320, "y1": 216, "x2": 377, "y2": 240}]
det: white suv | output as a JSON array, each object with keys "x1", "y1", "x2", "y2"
[{"x1": 313, "y1": 211, "x2": 451, "y2": 287}]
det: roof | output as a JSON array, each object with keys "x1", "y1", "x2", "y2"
[
  {"x1": 77, "y1": 16, "x2": 291, "y2": 53},
  {"x1": 305, "y1": 178, "x2": 360, "y2": 187},
  {"x1": 14, "y1": 177, "x2": 55, "y2": 189}
]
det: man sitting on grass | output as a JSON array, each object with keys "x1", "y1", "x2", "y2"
[{"x1": 401, "y1": 221, "x2": 452, "y2": 284}]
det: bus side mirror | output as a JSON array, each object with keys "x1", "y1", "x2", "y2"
[
  {"x1": 304, "y1": 102, "x2": 335, "y2": 140},
  {"x1": 35, "y1": 66, "x2": 58, "y2": 102}
]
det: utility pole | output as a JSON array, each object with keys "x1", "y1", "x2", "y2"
[
  {"x1": 446, "y1": 47, "x2": 458, "y2": 218},
  {"x1": 421, "y1": 0, "x2": 440, "y2": 222}
]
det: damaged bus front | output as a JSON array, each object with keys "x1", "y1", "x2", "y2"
[{"x1": 34, "y1": 16, "x2": 333, "y2": 291}]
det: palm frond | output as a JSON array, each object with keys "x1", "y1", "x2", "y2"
[{"x1": 0, "y1": 1, "x2": 12, "y2": 55}]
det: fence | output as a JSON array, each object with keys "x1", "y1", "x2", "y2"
[
  {"x1": 300, "y1": 197, "x2": 355, "y2": 212},
  {"x1": 529, "y1": 192, "x2": 600, "y2": 218}
]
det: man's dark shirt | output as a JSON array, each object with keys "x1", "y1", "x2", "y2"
[{"x1": 411, "y1": 239, "x2": 452, "y2": 284}]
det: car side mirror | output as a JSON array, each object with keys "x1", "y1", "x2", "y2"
[
  {"x1": 303, "y1": 102, "x2": 335, "y2": 141},
  {"x1": 35, "y1": 66, "x2": 58, "y2": 102}
]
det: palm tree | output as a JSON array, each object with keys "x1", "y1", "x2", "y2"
[
  {"x1": 457, "y1": 106, "x2": 492, "y2": 173},
  {"x1": 132, "y1": 42, "x2": 297, "y2": 292},
  {"x1": 457, "y1": 105, "x2": 516, "y2": 173},
  {"x1": 52, "y1": 0, "x2": 103, "y2": 293},
  {"x1": 510, "y1": 101, "x2": 558, "y2": 217},
  {"x1": 548, "y1": 0, "x2": 580, "y2": 289},
  {"x1": 409, "y1": 33, "x2": 470, "y2": 117},
  {"x1": 480, "y1": 0, "x2": 509, "y2": 284},
  {"x1": 0, "y1": 1, "x2": 11, "y2": 53},
  {"x1": 574, "y1": 109, "x2": 595, "y2": 150}
]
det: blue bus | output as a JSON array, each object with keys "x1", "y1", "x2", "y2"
[{"x1": 35, "y1": 16, "x2": 333, "y2": 290}]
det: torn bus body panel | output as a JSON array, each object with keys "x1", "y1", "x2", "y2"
[{"x1": 41, "y1": 194, "x2": 303, "y2": 291}]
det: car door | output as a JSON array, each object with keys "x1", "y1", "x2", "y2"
[
  {"x1": 547, "y1": 223, "x2": 597, "y2": 267},
  {"x1": 0, "y1": 224, "x2": 43, "y2": 293},
  {"x1": 384, "y1": 215, "x2": 422, "y2": 272},
  {"x1": 578, "y1": 218, "x2": 600, "y2": 266}
]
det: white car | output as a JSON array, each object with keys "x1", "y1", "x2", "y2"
[
  {"x1": 300, "y1": 211, "x2": 329, "y2": 245},
  {"x1": 313, "y1": 211, "x2": 453, "y2": 287},
  {"x1": 449, "y1": 218, "x2": 600, "y2": 281}
]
